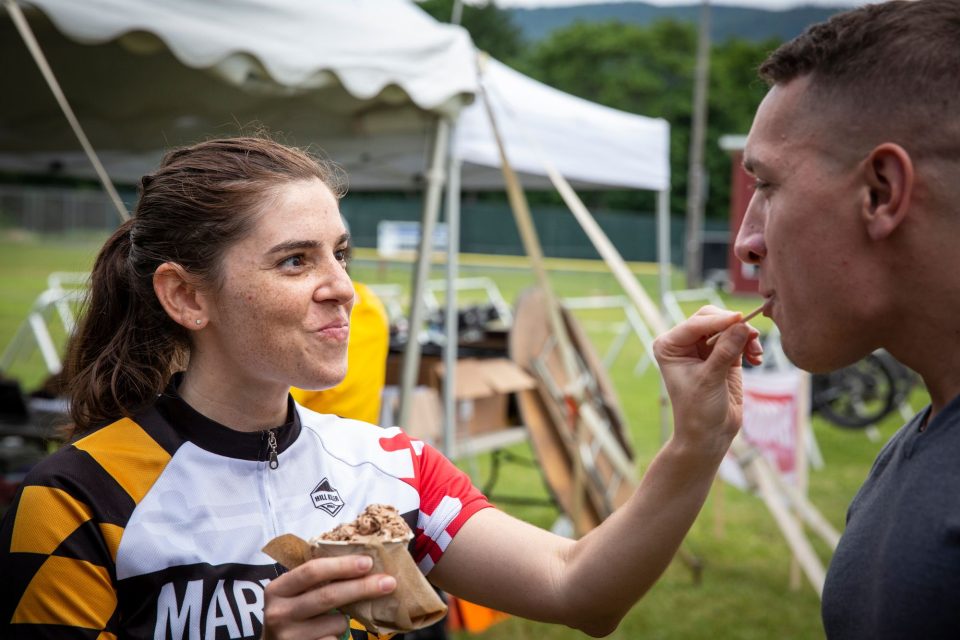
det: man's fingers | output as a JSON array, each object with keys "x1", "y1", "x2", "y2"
[
  {"x1": 286, "y1": 573, "x2": 397, "y2": 621},
  {"x1": 267, "y1": 555, "x2": 373, "y2": 598}
]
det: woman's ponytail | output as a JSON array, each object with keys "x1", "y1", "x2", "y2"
[{"x1": 62, "y1": 219, "x2": 182, "y2": 439}]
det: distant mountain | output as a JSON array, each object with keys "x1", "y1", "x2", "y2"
[{"x1": 508, "y1": 3, "x2": 846, "y2": 43}]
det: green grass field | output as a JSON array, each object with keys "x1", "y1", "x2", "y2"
[{"x1": 0, "y1": 232, "x2": 929, "y2": 639}]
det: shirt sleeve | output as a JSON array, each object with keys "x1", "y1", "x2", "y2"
[
  {"x1": 0, "y1": 446, "x2": 120, "y2": 639},
  {"x1": 410, "y1": 441, "x2": 493, "y2": 575}
]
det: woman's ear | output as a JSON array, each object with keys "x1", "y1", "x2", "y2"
[
  {"x1": 861, "y1": 143, "x2": 914, "y2": 241},
  {"x1": 153, "y1": 263, "x2": 210, "y2": 330}
]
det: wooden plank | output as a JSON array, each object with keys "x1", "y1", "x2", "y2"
[{"x1": 732, "y1": 437, "x2": 827, "y2": 597}]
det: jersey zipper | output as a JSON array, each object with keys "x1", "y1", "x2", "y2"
[
  {"x1": 262, "y1": 429, "x2": 281, "y2": 541},
  {"x1": 267, "y1": 429, "x2": 279, "y2": 470}
]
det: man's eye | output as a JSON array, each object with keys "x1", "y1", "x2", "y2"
[{"x1": 750, "y1": 179, "x2": 771, "y2": 192}]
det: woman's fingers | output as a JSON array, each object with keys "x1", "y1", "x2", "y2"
[
  {"x1": 656, "y1": 311, "x2": 743, "y2": 355},
  {"x1": 263, "y1": 555, "x2": 398, "y2": 636},
  {"x1": 268, "y1": 555, "x2": 373, "y2": 598},
  {"x1": 269, "y1": 611, "x2": 349, "y2": 640},
  {"x1": 284, "y1": 572, "x2": 397, "y2": 621},
  {"x1": 703, "y1": 323, "x2": 752, "y2": 376}
]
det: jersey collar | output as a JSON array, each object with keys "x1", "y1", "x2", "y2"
[{"x1": 154, "y1": 374, "x2": 302, "y2": 462}]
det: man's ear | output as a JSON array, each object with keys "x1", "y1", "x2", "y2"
[
  {"x1": 153, "y1": 263, "x2": 210, "y2": 330},
  {"x1": 862, "y1": 143, "x2": 913, "y2": 241}
]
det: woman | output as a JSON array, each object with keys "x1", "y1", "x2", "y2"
[{"x1": 0, "y1": 137, "x2": 762, "y2": 640}]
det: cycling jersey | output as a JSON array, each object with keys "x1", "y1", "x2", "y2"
[{"x1": 0, "y1": 383, "x2": 492, "y2": 640}]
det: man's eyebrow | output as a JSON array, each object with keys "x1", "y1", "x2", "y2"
[
  {"x1": 742, "y1": 155, "x2": 766, "y2": 176},
  {"x1": 336, "y1": 232, "x2": 351, "y2": 247}
]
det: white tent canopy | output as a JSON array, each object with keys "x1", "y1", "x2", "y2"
[
  {"x1": 459, "y1": 58, "x2": 669, "y2": 191},
  {"x1": 0, "y1": 0, "x2": 669, "y2": 191},
  {"x1": 14, "y1": 0, "x2": 477, "y2": 110}
]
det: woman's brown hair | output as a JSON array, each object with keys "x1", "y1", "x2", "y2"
[{"x1": 62, "y1": 136, "x2": 344, "y2": 440}]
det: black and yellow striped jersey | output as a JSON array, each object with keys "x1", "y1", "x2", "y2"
[{"x1": 0, "y1": 383, "x2": 491, "y2": 639}]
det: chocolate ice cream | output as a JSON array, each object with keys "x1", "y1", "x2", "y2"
[
  {"x1": 316, "y1": 504, "x2": 412, "y2": 543},
  {"x1": 263, "y1": 502, "x2": 446, "y2": 634}
]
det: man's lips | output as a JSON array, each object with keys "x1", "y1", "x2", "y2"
[{"x1": 761, "y1": 293, "x2": 775, "y2": 317}]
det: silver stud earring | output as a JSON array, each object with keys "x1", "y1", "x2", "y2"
[{"x1": 196, "y1": 319, "x2": 202, "y2": 325}]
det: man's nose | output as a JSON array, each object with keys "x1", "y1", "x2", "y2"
[{"x1": 734, "y1": 197, "x2": 766, "y2": 265}]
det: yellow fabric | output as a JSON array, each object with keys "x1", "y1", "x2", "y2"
[
  {"x1": 73, "y1": 418, "x2": 172, "y2": 504},
  {"x1": 10, "y1": 486, "x2": 93, "y2": 555},
  {"x1": 292, "y1": 282, "x2": 389, "y2": 424},
  {"x1": 96, "y1": 633, "x2": 118, "y2": 640},
  {"x1": 349, "y1": 616, "x2": 396, "y2": 640},
  {"x1": 12, "y1": 556, "x2": 116, "y2": 628},
  {"x1": 98, "y1": 523, "x2": 124, "y2": 564}
]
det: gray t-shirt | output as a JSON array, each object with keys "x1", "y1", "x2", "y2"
[{"x1": 822, "y1": 393, "x2": 960, "y2": 639}]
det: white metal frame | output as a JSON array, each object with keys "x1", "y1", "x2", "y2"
[
  {"x1": 421, "y1": 277, "x2": 514, "y2": 327},
  {"x1": 0, "y1": 284, "x2": 86, "y2": 376},
  {"x1": 561, "y1": 295, "x2": 659, "y2": 376},
  {"x1": 662, "y1": 287, "x2": 727, "y2": 326}
]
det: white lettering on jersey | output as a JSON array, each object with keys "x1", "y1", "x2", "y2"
[
  {"x1": 156, "y1": 580, "x2": 267, "y2": 640},
  {"x1": 156, "y1": 580, "x2": 203, "y2": 640},
  {"x1": 233, "y1": 581, "x2": 265, "y2": 637},
  {"x1": 206, "y1": 579, "x2": 242, "y2": 639}
]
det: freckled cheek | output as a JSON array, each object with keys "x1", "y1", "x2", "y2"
[{"x1": 229, "y1": 283, "x2": 305, "y2": 326}]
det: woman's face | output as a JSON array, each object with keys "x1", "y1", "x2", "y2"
[{"x1": 201, "y1": 179, "x2": 355, "y2": 392}]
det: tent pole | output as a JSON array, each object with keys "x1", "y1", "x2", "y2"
[
  {"x1": 4, "y1": 0, "x2": 129, "y2": 223},
  {"x1": 398, "y1": 117, "x2": 451, "y2": 431},
  {"x1": 657, "y1": 188, "x2": 672, "y2": 445},
  {"x1": 442, "y1": 0, "x2": 463, "y2": 453},
  {"x1": 442, "y1": 149, "x2": 462, "y2": 459}
]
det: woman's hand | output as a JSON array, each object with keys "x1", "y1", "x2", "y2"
[
  {"x1": 262, "y1": 554, "x2": 396, "y2": 640},
  {"x1": 653, "y1": 305, "x2": 763, "y2": 457}
]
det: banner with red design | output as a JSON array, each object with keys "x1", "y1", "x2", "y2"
[{"x1": 719, "y1": 369, "x2": 804, "y2": 489}]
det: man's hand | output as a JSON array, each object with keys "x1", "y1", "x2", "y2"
[
  {"x1": 653, "y1": 306, "x2": 763, "y2": 457},
  {"x1": 262, "y1": 554, "x2": 396, "y2": 640}
]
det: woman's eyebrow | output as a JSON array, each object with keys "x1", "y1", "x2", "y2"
[
  {"x1": 266, "y1": 233, "x2": 350, "y2": 256},
  {"x1": 267, "y1": 239, "x2": 321, "y2": 255}
]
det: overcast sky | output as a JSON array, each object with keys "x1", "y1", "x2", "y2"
[{"x1": 492, "y1": 0, "x2": 868, "y2": 10}]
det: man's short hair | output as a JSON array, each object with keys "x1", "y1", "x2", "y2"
[{"x1": 758, "y1": 0, "x2": 960, "y2": 156}]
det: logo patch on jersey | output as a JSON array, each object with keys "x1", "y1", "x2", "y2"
[{"x1": 310, "y1": 478, "x2": 345, "y2": 516}]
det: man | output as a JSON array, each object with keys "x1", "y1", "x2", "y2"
[{"x1": 732, "y1": 1, "x2": 960, "y2": 637}]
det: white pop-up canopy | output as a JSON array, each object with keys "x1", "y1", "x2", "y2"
[
  {"x1": 0, "y1": 0, "x2": 475, "y2": 176},
  {"x1": 457, "y1": 57, "x2": 669, "y2": 191}
]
